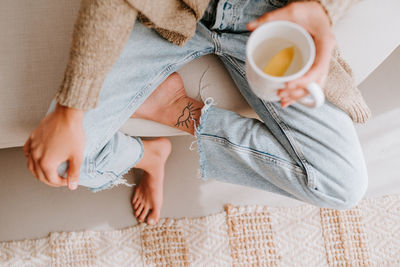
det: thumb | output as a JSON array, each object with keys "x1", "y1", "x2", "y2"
[{"x1": 67, "y1": 155, "x2": 82, "y2": 190}]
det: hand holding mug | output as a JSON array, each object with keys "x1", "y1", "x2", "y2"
[{"x1": 246, "y1": 1, "x2": 336, "y2": 108}]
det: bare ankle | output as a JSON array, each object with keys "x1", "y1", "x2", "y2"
[
  {"x1": 130, "y1": 72, "x2": 204, "y2": 135},
  {"x1": 135, "y1": 138, "x2": 171, "y2": 171},
  {"x1": 171, "y1": 97, "x2": 204, "y2": 135}
]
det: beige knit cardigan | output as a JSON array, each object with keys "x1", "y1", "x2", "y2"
[{"x1": 54, "y1": 0, "x2": 371, "y2": 123}]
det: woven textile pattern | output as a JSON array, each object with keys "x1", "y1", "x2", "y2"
[
  {"x1": 1, "y1": 195, "x2": 399, "y2": 266},
  {"x1": 225, "y1": 204, "x2": 280, "y2": 266},
  {"x1": 320, "y1": 207, "x2": 371, "y2": 266}
]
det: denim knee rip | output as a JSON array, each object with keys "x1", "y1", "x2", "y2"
[{"x1": 87, "y1": 138, "x2": 144, "y2": 193}]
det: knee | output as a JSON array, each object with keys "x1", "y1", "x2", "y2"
[
  {"x1": 332, "y1": 174, "x2": 368, "y2": 210},
  {"x1": 311, "y1": 161, "x2": 368, "y2": 210}
]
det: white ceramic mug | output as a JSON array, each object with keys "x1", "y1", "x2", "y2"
[{"x1": 245, "y1": 20, "x2": 325, "y2": 108}]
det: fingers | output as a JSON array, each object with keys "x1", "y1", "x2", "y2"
[
  {"x1": 282, "y1": 28, "x2": 334, "y2": 91},
  {"x1": 278, "y1": 87, "x2": 308, "y2": 108},
  {"x1": 67, "y1": 155, "x2": 83, "y2": 190},
  {"x1": 34, "y1": 159, "x2": 48, "y2": 184},
  {"x1": 27, "y1": 154, "x2": 57, "y2": 187},
  {"x1": 25, "y1": 141, "x2": 67, "y2": 187},
  {"x1": 278, "y1": 32, "x2": 334, "y2": 108},
  {"x1": 27, "y1": 154, "x2": 38, "y2": 179},
  {"x1": 283, "y1": 72, "x2": 323, "y2": 102},
  {"x1": 41, "y1": 162, "x2": 68, "y2": 187},
  {"x1": 296, "y1": 29, "x2": 335, "y2": 88},
  {"x1": 23, "y1": 138, "x2": 31, "y2": 158}
]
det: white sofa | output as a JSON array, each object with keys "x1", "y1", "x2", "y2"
[{"x1": 0, "y1": 0, "x2": 399, "y2": 148}]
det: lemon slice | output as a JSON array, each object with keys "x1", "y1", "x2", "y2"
[{"x1": 263, "y1": 46, "x2": 294, "y2": 77}]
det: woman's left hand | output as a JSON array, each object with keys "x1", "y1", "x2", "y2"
[{"x1": 246, "y1": 1, "x2": 336, "y2": 107}]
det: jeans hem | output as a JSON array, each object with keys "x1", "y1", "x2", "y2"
[
  {"x1": 87, "y1": 137, "x2": 144, "y2": 193},
  {"x1": 194, "y1": 97, "x2": 215, "y2": 181}
]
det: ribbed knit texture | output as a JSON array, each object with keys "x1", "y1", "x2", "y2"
[
  {"x1": 55, "y1": 0, "x2": 138, "y2": 110},
  {"x1": 325, "y1": 48, "x2": 371, "y2": 123},
  {"x1": 55, "y1": 0, "x2": 371, "y2": 123}
]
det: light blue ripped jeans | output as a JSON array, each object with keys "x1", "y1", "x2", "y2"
[{"x1": 46, "y1": 0, "x2": 368, "y2": 209}]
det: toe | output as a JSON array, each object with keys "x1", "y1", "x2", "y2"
[
  {"x1": 132, "y1": 191, "x2": 140, "y2": 204},
  {"x1": 147, "y1": 207, "x2": 161, "y2": 225},
  {"x1": 135, "y1": 202, "x2": 144, "y2": 218},
  {"x1": 134, "y1": 197, "x2": 142, "y2": 210},
  {"x1": 138, "y1": 206, "x2": 150, "y2": 223}
]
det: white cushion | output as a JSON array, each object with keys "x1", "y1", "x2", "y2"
[
  {"x1": 0, "y1": 0, "x2": 399, "y2": 148},
  {"x1": 0, "y1": 0, "x2": 81, "y2": 149},
  {"x1": 333, "y1": 0, "x2": 400, "y2": 85}
]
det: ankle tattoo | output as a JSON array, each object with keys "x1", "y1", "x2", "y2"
[{"x1": 175, "y1": 102, "x2": 201, "y2": 129}]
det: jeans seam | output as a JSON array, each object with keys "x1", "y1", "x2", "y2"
[
  {"x1": 222, "y1": 54, "x2": 316, "y2": 188},
  {"x1": 262, "y1": 101, "x2": 317, "y2": 189},
  {"x1": 231, "y1": 2, "x2": 240, "y2": 30},
  {"x1": 222, "y1": 55, "x2": 246, "y2": 77},
  {"x1": 85, "y1": 153, "x2": 93, "y2": 174},
  {"x1": 212, "y1": 32, "x2": 222, "y2": 54},
  {"x1": 200, "y1": 133, "x2": 305, "y2": 175}
]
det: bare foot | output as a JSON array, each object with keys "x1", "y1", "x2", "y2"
[
  {"x1": 132, "y1": 137, "x2": 171, "y2": 225},
  {"x1": 132, "y1": 72, "x2": 204, "y2": 135}
]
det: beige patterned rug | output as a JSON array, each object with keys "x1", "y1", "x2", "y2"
[{"x1": 1, "y1": 195, "x2": 399, "y2": 266}]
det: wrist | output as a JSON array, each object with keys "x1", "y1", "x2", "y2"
[{"x1": 55, "y1": 103, "x2": 84, "y2": 121}]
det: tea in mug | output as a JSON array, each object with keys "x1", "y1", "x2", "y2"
[{"x1": 252, "y1": 38, "x2": 304, "y2": 77}]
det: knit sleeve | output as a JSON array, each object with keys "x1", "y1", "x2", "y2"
[{"x1": 55, "y1": 0, "x2": 138, "y2": 110}]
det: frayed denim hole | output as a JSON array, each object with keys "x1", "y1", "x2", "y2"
[
  {"x1": 89, "y1": 169, "x2": 135, "y2": 193},
  {"x1": 90, "y1": 135, "x2": 143, "y2": 190},
  {"x1": 88, "y1": 140, "x2": 144, "y2": 193}
]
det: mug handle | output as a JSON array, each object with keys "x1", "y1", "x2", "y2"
[{"x1": 297, "y1": 82, "x2": 325, "y2": 108}]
